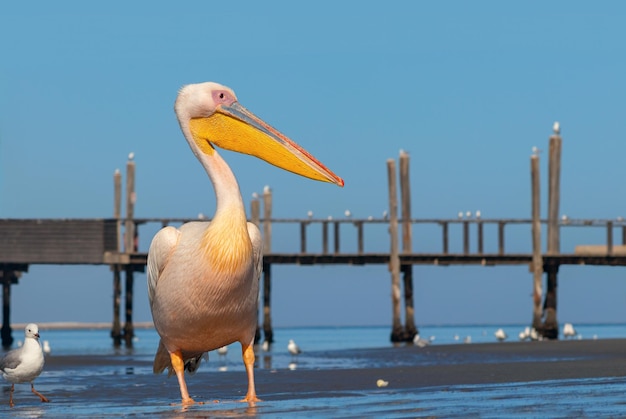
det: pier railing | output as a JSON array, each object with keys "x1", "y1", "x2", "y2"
[{"x1": 111, "y1": 215, "x2": 626, "y2": 265}]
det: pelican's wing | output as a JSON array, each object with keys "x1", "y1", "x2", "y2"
[
  {"x1": 247, "y1": 222, "x2": 263, "y2": 284},
  {"x1": 147, "y1": 226, "x2": 181, "y2": 305}
]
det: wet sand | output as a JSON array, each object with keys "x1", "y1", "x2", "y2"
[{"x1": 4, "y1": 339, "x2": 626, "y2": 417}]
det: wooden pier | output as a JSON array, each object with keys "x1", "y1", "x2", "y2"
[{"x1": 1, "y1": 126, "x2": 625, "y2": 347}]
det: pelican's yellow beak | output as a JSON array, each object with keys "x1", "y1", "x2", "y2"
[{"x1": 188, "y1": 102, "x2": 344, "y2": 187}]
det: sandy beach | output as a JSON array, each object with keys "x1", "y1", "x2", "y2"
[{"x1": 2, "y1": 338, "x2": 623, "y2": 417}]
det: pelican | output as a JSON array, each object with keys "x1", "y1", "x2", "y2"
[{"x1": 148, "y1": 82, "x2": 343, "y2": 405}]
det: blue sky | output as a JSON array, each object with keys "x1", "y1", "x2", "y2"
[{"x1": 2, "y1": 2, "x2": 626, "y2": 328}]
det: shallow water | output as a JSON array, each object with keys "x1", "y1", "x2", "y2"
[{"x1": 3, "y1": 324, "x2": 626, "y2": 417}]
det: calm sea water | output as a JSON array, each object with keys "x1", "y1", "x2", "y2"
[
  {"x1": 31, "y1": 323, "x2": 626, "y2": 370},
  {"x1": 4, "y1": 323, "x2": 626, "y2": 417}
]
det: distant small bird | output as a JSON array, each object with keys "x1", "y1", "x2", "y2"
[
  {"x1": 463, "y1": 336, "x2": 472, "y2": 344},
  {"x1": 42, "y1": 340, "x2": 51, "y2": 355},
  {"x1": 465, "y1": 211, "x2": 471, "y2": 219},
  {"x1": 457, "y1": 212, "x2": 463, "y2": 219},
  {"x1": 518, "y1": 326, "x2": 540, "y2": 341},
  {"x1": 563, "y1": 323, "x2": 577, "y2": 338},
  {"x1": 287, "y1": 339, "x2": 302, "y2": 359},
  {"x1": 344, "y1": 209, "x2": 351, "y2": 218},
  {"x1": 475, "y1": 210, "x2": 481, "y2": 220},
  {"x1": 553, "y1": 121, "x2": 560, "y2": 134},
  {"x1": 382, "y1": 210, "x2": 389, "y2": 220},
  {"x1": 412, "y1": 334, "x2": 432, "y2": 348},
  {"x1": 128, "y1": 151, "x2": 135, "y2": 161},
  {"x1": 494, "y1": 328, "x2": 507, "y2": 342},
  {"x1": 261, "y1": 340, "x2": 270, "y2": 352},
  {"x1": 216, "y1": 345, "x2": 228, "y2": 357},
  {"x1": 307, "y1": 210, "x2": 313, "y2": 219},
  {"x1": 0, "y1": 324, "x2": 49, "y2": 407}
]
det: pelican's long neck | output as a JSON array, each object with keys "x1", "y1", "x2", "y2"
[
  {"x1": 199, "y1": 149, "x2": 247, "y2": 221},
  {"x1": 178, "y1": 116, "x2": 247, "y2": 221}
]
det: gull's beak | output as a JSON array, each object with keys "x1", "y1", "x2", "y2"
[{"x1": 188, "y1": 102, "x2": 344, "y2": 187}]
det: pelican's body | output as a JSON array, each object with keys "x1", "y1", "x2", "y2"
[{"x1": 148, "y1": 82, "x2": 342, "y2": 405}]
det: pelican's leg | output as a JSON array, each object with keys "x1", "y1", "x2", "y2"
[
  {"x1": 9, "y1": 384, "x2": 14, "y2": 408},
  {"x1": 240, "y1": 342, "x2": 260, "y2": 404},
  {"x1": 170, "y1": 350, "x2": 195, "y2": 405}
]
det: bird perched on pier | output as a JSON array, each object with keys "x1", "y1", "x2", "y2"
[
  {"x1": 0, "y1": 324, "x2": 49, "y2": 407},
  {"x1": 147, "y1": 82, "x2": 343, "y2": 406}
]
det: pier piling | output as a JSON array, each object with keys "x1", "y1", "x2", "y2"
[
  {"x1": 262, "y1": 187, "x2": 274, "y2": 345},
  {"x1": 543, "y1": 124, "x2": 562, "y2": 338},
  {"x1": 399, "y1": 151, "x2": 417, "y2": 341},
  {"x1": 387, "y1": 158, "x2": 404, "y2": 342}
]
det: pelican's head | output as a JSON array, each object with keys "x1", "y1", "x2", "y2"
[{"x1": 175, "y1": 82, "x2": 344, "y2": 187}]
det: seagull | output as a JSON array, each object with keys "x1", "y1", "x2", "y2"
[
  {"x1": 287, "y1": 339, "x2": 302, "y2": 360},
  {"x1": 147, "y1": 82, "x2": 343, "y2": 406},
  {"x1": 42, "y1": 340, "x2": 51, "y2": 355},
  {"x1": 494, "y1": 328, "x2": 507, "y2": 342},
  {"x1": 563, "y1": 323, "x2": 577, "y2": 338},
  {"x1": 0, "y1": 324, "x2": 49, "y2": 407},
  {"x1": 412, "y1": 334, "x2": 432, "y2": 348},
  {"x1": 553, "y1": 121, "x2": 560, "y2": 134},
  {"x1": 216, "y1": 345, "x2": 228, "y2": 357},
  {"x1": 518, "y1": 326, "x2": 540, "y2": 341}
]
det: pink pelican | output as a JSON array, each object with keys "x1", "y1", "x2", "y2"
[{"x1": 147, "y1": 82, "x2": 343, "y2": 405}]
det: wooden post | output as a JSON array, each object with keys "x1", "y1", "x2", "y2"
[
  {"x1": 442, "y1": 222, "x2": 449, "y2": 254},
  {"x1": 356, "y1": 221, "x2": 364, "y2": 254},
  {"x1": 387, "y1": 158, "x2": 404, "y2": 342},
  {"x1": 111, "y1": 168, "x2": 123, "y2": 347},
  {"x1": 334, "y1": 221, "x2": 340, "y2": 254},
  {"x1": 498, "y1": 222, "x2": 505, "y2": 255},
  {"x1": 300, "y1": 222, "x2": 307, "y2": 253},
  {"x1": 547, "y1": 126, "x2": 562, "y2": 255},
  {"x1": 123, "y1": 153, "x2": 136, "y2": 347},
  {"x1": 1, "y1": 269, "x2": 14, "y2": 349},
  {"x1": 531, "y1": 152, "x2": 543, "y2": 331},
  {"x1": 250, "y1": 194, "x2": 261, "y2": 344},
  {"x1": 399, "y1": 151, "x2": 417, "y2": 341},
  {"x1": 607, "y1": 221, "x2": 613, "y2": 255},
  {"x1": 477, "y1": 220, "x2": 484, "y2": 254},
  {"x1": 262, "y1": 187, "x2": 273, "y2": 344},
  {"x1": 262, "y1": 262, "x2": 273, "y2": 344},
  {"x1": 544, "y1": 123, "x2": 562, "y2": 338},
  {"x1": 463, "y1": 220, "x2": 470, "y2": 254},
  {"x1": 262, "y1": 186, "x2": 272, "y2": 254},
  {"x1": 322, "y1": 221, "x2": 329, "y2": 254}
]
